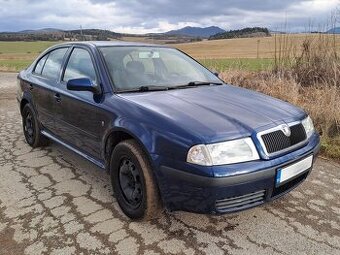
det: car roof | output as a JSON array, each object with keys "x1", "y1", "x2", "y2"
[{"x1": 57, "y1": 41, "x2": 170, "y2": 48}]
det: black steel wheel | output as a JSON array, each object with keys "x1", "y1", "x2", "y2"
[
  {"x1": 110, "y1": 139, "x2": 163, "y2": 220},
  {"x1": 118, "y1": 157, "x2": 143, "y2": 208},
  {"x1": 22, "y1": 104, "x2": 49, "y2": 147},
  {"x1": 23, "y1": 110, "x2": 35, "y2": 145}
]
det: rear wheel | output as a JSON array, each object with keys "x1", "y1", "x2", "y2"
[
  {"x1": 22, "y1": 104, "x2": 49, "y2": 148},
  {"x1": 110, "y1": 139, "x2": 163, "y2": 220}
]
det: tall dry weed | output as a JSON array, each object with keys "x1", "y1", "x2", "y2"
[{"x1": 292, "y1": 34, "x2": 339, "y2": 87}]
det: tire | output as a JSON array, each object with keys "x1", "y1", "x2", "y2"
[
  {"x1": 22, "y1": 104, "x2": 49, "y2": 148},
  {"x1": 110, "y1": 139, "x2": 163, "y2": 220}
]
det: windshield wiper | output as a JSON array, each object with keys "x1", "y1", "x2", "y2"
[
  {"x1": 138, "y1": 85, "x2": 170, "y2": 92},
  {"x1": 189, "y1": 81, "x2": 223, "y2": 86},
  {"x1": 117, "y1": 82, "x2": 223, "y2": 93},
  {"x1": 170, "y1": 81, "x2": 223, "y2": 89},
  {"x1": 118, "y1": 85, "x2": 169, "y2": 93}
]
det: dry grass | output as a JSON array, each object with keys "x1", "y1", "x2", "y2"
[
  {"x1": 218, "y1": 32, "x2": 340, "y2": 160},
  {"x1": 271, "y1": 33, "x2": 340, "y2": 87},
  {"x1": 174, "y1": 33, "x2": 340, "y2": 59},
  {"x1": 0, "y1": 65, "x2": 17, "y2": 72}
]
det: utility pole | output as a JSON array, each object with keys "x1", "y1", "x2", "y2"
[
  {"x1": 257, "y1": 39, "x2": 260, "y2": 59},
  {"x1": 80, "y1": 25, "x2": 83, "y2": 41}
]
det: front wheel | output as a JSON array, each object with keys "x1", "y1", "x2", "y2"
[{"x1": 110, "y1": 139, "x2": 163, "y2": 220}]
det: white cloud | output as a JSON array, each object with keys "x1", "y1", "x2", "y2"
[{"x1": 0, "y1": 0, "x2": 338, "y2": 32}]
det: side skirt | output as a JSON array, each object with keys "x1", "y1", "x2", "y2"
[{"x1": 41, "y1": 130, "x2": 105, "y2": 169}]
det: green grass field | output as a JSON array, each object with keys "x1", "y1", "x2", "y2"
[
  {"x1": 198, "y1": 58, "x2": 274, "y2": 72},
  {"x1": 0, "y1": 41, "x2": 277, "y2": 72},
  {"x1": 0, "y1": 41, "x2": 57, "y2": 54},
  {"x1": 0, "y1": 58, "x2": 274, "y2": 72},
  {"x1": 0, "y1": 34, "x2": 338, "y2": 73},
  {"x1": 0, "y1": 41, "x2": 57, "y2": 72}
]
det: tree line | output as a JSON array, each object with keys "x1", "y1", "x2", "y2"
[
  {"x1": 0, "y1": 29, "x2": 122, "y2": 41},
  {"x1": 209, "y1": 27, "x2": 270, "y2": 40}
]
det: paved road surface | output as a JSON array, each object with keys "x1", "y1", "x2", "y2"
[{"x1": 1, "y1": 73, "x2": 340, "y2": 254}]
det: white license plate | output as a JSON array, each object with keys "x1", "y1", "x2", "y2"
[{"x1": 276, "y1": 155, "x2": 313, "y2": 185}]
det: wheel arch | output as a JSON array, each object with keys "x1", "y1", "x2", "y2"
[
  {"x1": 19, "y1": 91, "x2": 34, "y2": 116},
  {"x1": 20, "y1": 98, "x2": 30, "y2": 115},
  {"x1": 103, "y1": 126, "x2": 164, "y2": 213},
  {"x1": 102, "y1": 127, "x2": 154, "y2": 173}
]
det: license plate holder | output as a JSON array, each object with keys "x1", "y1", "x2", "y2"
[{"x1": 276, "y1": 155, "x2": 313, "y2": 186}]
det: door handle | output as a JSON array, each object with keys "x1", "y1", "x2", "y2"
[{"x1": 54, "y1": 93, "x2": 61, "y2": 103}]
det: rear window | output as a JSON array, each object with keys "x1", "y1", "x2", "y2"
[
  {"x1": 41, "y1": 48, "x2": 68, "y2": 80},
  {"x1": 34, "y1": 54, "x2": 48, "y2": 74}
]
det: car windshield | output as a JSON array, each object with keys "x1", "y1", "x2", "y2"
[{"x1": 99, "y1": 46, "x2": 222, "y2": 92}]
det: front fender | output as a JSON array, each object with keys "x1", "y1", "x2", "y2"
[
  {"x1": 18, "y1": 74, "x2": 34, "y2": 114},
  {"x1": 102, "y1": 117, "x2": 155, "y2": 156}
]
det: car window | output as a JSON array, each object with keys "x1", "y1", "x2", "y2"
[
  {"x1": 34, "y1": 54, "x2": 48, "y2": 74},
  {"x1": 161, "y1": 51, "x2": 201, "y2": 76},
  {"x1": 63, "y1": 48, "x2": 97, "y2": 85},
  {"x1": 41, "y1": 48, "x2": 68, "y2": 80},
  {"x1": 100, "y1": 47, "x2": 221, "y2": 90},
  {"x1": 122, "y1": 52, "x2": 155, "y2": 74}
]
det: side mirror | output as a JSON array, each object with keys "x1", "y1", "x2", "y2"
[
  {"x1": 67, "y1": 78, "x2": 100, "y2": 94},
  {"x1": 214, "y1": 72, "x2": 219, "y2": 77}
]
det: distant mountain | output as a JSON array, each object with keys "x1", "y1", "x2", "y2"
[
  {"x1": 0, "y1": 28, "x2": 122, "y2": 42},
  {"x1": 326, "y1": 27, "x2": 340, "y2": 34},
  {"x1": 164, "y1": 26, "x2": 226, "y2": 38},
  {"x1": 18, "y1": 28, "x2": 63, "y2": 34},
  {"x1": 0, "y1": 26, "x2": 224, "y2": 43},
  {"x1": 67, "y1": 29, "x2": 121, "y2": 38}
]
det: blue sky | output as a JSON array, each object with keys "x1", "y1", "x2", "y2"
[{"x1": 0, "y1": 0, "x2": 338, "y2": 33}]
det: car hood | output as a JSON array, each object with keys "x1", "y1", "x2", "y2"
[{"x1": 118, "y1": 84, "x2": 306, "y2": 143}]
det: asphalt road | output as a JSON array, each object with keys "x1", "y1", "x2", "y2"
[{"x1": 1, "y1": 72, "x2": 340, "y2": 255}]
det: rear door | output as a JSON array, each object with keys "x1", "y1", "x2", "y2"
[
  {"x1": 30, "y1": 47, "x2": 69, "y2": 133},
  {"x1": 54, "y1": 46, "x2": 107, "y2": 160}
]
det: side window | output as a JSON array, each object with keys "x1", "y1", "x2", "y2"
[
  {"x1": 63, "y1": 48, "x2": 97, "y2": 85},
  {"x1": 41, "y1": 48, "x2": 68, "y2": 80},
  {"x1": 34, "y1": 54, "x2": 48, "y2": 74}
]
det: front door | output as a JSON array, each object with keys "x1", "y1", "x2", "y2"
[
  {"x1": 54, "y1": 47, "x2": 107, "y2": 160},
  {"x1": 30, "y1": 47, "x2": 69, "y2": 133}
]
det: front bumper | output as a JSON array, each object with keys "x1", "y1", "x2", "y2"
[{"x1": 155, "y1": 133, "x2": 320, "y2": 214}]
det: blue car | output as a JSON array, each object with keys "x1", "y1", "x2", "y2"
[{"x1": 17, "y1": 42, "x2": 320, "y2": 220}]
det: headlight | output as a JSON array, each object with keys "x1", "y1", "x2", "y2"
[
  {"x1": 187, "y1": 138, "x2": 259, "y2": 166},
  {"x1": 302, "y1": 115, "x2": 315, "y2": 139}
]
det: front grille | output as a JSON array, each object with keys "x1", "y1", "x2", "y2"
[
  {"x1": 261, "y1": 123, "x2": 306, "y2": 155},
  {"x1": 215, "y1": 190, "x2": 265, "y2": 212}
]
